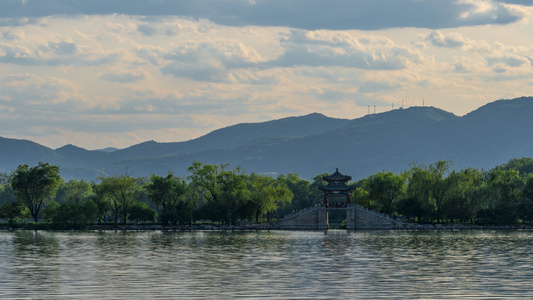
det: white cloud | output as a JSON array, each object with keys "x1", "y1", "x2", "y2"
[
  {"x1": 487, "y1": 53, "x2": 530, "y2": 67},
  {"x1": 0, "y1": 38, "x2": 119, "y2": 66},
  {"x1": 231, "y1": 70, "x2": 284, "y2": 85},
  {"x1": 268, "y1": 30, "x2": 424, "y2": 70},
  {"x1": 100, "y1": 69, "x2": 147, "y2": 83},
  {"x1": 424, "y1": 31, "x2": 468, "y2": 48},
  {"x1": 159, "y1": 41, "x2": 265, "y2": 82},
  {"x1": 0, "y1": 74, "x2": 87, "y2": 112}
]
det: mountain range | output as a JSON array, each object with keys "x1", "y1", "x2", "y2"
[{"x1": 1, "y1": 96, "x2": 533, "y2": 181}]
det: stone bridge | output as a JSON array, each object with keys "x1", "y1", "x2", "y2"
[{"x1": 278, "y1": 205, "x2": 405, "y2": 230}]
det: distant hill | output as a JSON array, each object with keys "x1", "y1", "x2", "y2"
[
  {"x1": 95, "y1": 147, "x2": 120, "y2": 153},
  {"x1": 0, "y1": 97, "x2": 532, "y2": 180},
  {"x1": 105, "y1": 112, "x2": 351, "y2": 161},
  {"x1": 0, "y1": 137, "x2": 59, "y2": 173}
]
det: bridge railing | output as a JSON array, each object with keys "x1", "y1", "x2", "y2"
[
  {"x1": 353, "y1": 205, "x2": 395, "y2": 221},
  {"x1": 280, "y1": 204, "x2": 396, "y2": 222},
  {"x1": 280, "y1": 206, "x2": 321, "y2": 220}
]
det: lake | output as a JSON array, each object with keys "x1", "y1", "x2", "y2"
[{"x1": 1, "y1": 229, "x2": 532, "y2": 299}]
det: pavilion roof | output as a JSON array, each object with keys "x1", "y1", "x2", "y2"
[{"x1": 323, "y1": 168, "x2": 352, "y2": 182}]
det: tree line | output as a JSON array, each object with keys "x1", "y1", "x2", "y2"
[
  {"x1": 0, "y1": 161, "x2": 300, "y2": 226},
  {"x1": 354, "y1": 158, "x2": 533, "y2": 224},
  {"x1": 2, "y1": 158, "x2": 533, "y2": 226}
]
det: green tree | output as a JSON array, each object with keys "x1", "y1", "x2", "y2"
[
  {"x1": 55, "y1": 179, "x2": 93, "y2": 204},
  {"x1": 402, "y1": 161, "x2": 452, "y2": 222},
  {"x1": 145, "y1": 173, "x2": 188, "y2": 223},
  {"x1": 187, "y1": 161, "x2": 221, "y2": 203},
  {"x1": 0, "y1": 172, "x2": 12, "y2": 186},
  {"x1": 0, "y1": 184, "x2": 16, "y2": 205},
  {"x1": 309, "y1": 174, "x2": 328, "y2": 206},
  {"x1": 276, "y1": 173, "x2": 313, "y2": 216},
  {"x1": 364, "y1": 172, "x2": 406, "y2": 215},
  {"x1": 248, "y1": 173, "x2": 293, "y2": 223},
  {"x1": 11, "y1": 162, "x2": 61, "y2": 222},
  {"x1": 43, "y1": 200, "x2": 98, "y2": 226},
  {"x1": 520, "y1": 174, "x2": 533, "y2": 223},
  {"x1": 479, "y1": 169, "x2": 523, "y2": 224},
  {"x1": 188, "y1": 162, "x2": 251, "y2": 224},
  {"x1": 442, "y1": 168, "x2": 484, "y2": 223},
  {"x1": 215, "y1": 167, "x2": 250, "y2": 224},
  {"x1": 352, "y1": 187, "x2": 371, "y2": 208},
  {"x1": 42, "y1": 201, "x2": 60, "y2": 223},
  {"x1": 97, "y1": 175, "x2": 138, "y2": 224},
  {"x1": 90, "y1": 191, "x2": 113, "y2": 223},
  {"x1": 402, "y1": 166, "x2": 434, "y2": 222},
  {"x1": 175, "y1": 185, "x2": 200, "y2": 225},
  {"x1": 493, "y1": 157, "x2": 533, "y2": 177},
  {"x1": 129, "y1": 202, "x2": 157, "y2": 223},
  {"x1": 0, "y1": 201, "x2": 31, "y2": 223}
]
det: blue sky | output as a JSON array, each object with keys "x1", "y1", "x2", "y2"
[{"x1": 0, "y1": 0, "x2": 532, "y2": 149}]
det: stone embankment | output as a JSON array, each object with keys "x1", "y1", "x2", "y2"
[
  {"x1": 395, "y1": 223, "x2": 533, "y2": 230},
  {"x1": 83, "y1": 223, "x2": 280, "y2": 231},
  {"x1": 85, "y1": 223, "x2": 533, "y2": 231}
]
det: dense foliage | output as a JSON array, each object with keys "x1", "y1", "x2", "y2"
[{"x1": 3, "y1": 158, "x2": 533, "y2": 226}]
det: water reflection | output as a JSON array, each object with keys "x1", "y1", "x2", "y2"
[
  {"x1": 0, "y1": 230, "x2": 532, "y2": 299},
  {"x1": 7, "y1": 231, "x2": 61, "y2": 297}
]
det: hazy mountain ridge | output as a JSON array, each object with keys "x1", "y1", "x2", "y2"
[
  {"x1": 105, "y1": 112, "x2": 351, "y2": 162},
  {"x1": 0, "y1": 97, "x2": 532, "y2": 180},
  {"x1": 0, "y1": 137, "x2": 59, "y2": 172}
]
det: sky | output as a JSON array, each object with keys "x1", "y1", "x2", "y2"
[{"x1": 1, "y1": 0, "x2": 533, "y2": 150}]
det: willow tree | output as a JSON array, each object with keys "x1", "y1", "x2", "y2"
[
  {"x1": 364, "y1": 171, "x2": 406, "y2": 214},
  {"x1": 145, "y1": 173, "x2": 188, "y2": 224},
  {"x1": 248, "y1": 173, "x2": 293, "y2": 223},
  {"x1": 403, "y1": 161, "x2": 452, "y2": 222},
  {"x1": 97, "y1": 175, "x2": 138, "y2": 224},
  {"x1": 188, "y1": 161, "x2": 251, "y2": 224},
  {"x1": 11, "y1": 162, "x2": 61, "y2": 222}
]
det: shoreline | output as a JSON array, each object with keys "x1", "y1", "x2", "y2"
[{"x1": 3, "y1": 222, "x2": 533, "y2": 231}]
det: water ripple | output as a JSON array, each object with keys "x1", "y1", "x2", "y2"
[{"x1": 1, "y1": 230, "x2": 533, "y2": 299}]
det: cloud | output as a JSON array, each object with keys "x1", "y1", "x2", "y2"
[
  {"x1": 159, "y1": 41, "x2": 264, "y2": 82},
  {"x1": 231, "y1": 70, "x2": 284, "y2": 85},
  {"x1": 306, "y1": 86, "x2": 391, "y2": 107},
  {"x1": 137, "y1": 24, "x2": 158, "y2": 36},
  {"x1": 487, "y1": 53, "x2": 530, "y2": 67},
  {"x1": 422, "y1": 31, "x2": 497, "y2": 52},
  {"x1": 134, "y1": 19, "x2": 202, "y2": 36},
  {"x1": 267, "y1": 30, "x2": 423, "y2": 70},
  {"x1": 136, "y1": 46, "x2": 165, "y2": 65},
  {"x1": 493, "y1": 66, "x2": 508, "y2": 73},
  {"x1": 162, "y1": 60, "x2": 229, "y2": 82},
  {"x1": 0, "y1": 0, "x2": 525, "y2": 30},
  {"x1": 424, "y1": 31, "x2": 468, "y2": 48},
  {"x1": 100, "y1": 69, "x2": 147, "y2": 83},
  {"x1": 79, "y1": 86, "x2": 261, "y2": 117},
  {"x1": 47, "y1": 41, "x2": 78, "y2": 55},
  {"x1": 357, "y1": 80, "x2": 400, "y2": 94},
  {"x1": 2, "y1": 28, "x2": 25, "y2": 40},
  {"x1": 0, "y1": 41, "x2": 119, "y2": 66},
  {"x1": 0, "y1": 17, "x2": 47, "y2": 27},
  {"x1": 496, "y1": 0, "x2": 533, "y2": 6},
  {"x1": 155, "y1": 29, "x2": 427, "y2": 82},
  {"x1": 0, "y1": 74, "x2": 87, "y2": 113},
  {"x1": 453, "y1": 63, "x2": 469, "y2": 73}
]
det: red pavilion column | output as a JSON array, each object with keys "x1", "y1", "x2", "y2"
[{"x1": 347, "y1": 193, "x2": 351, "y2": 205}]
